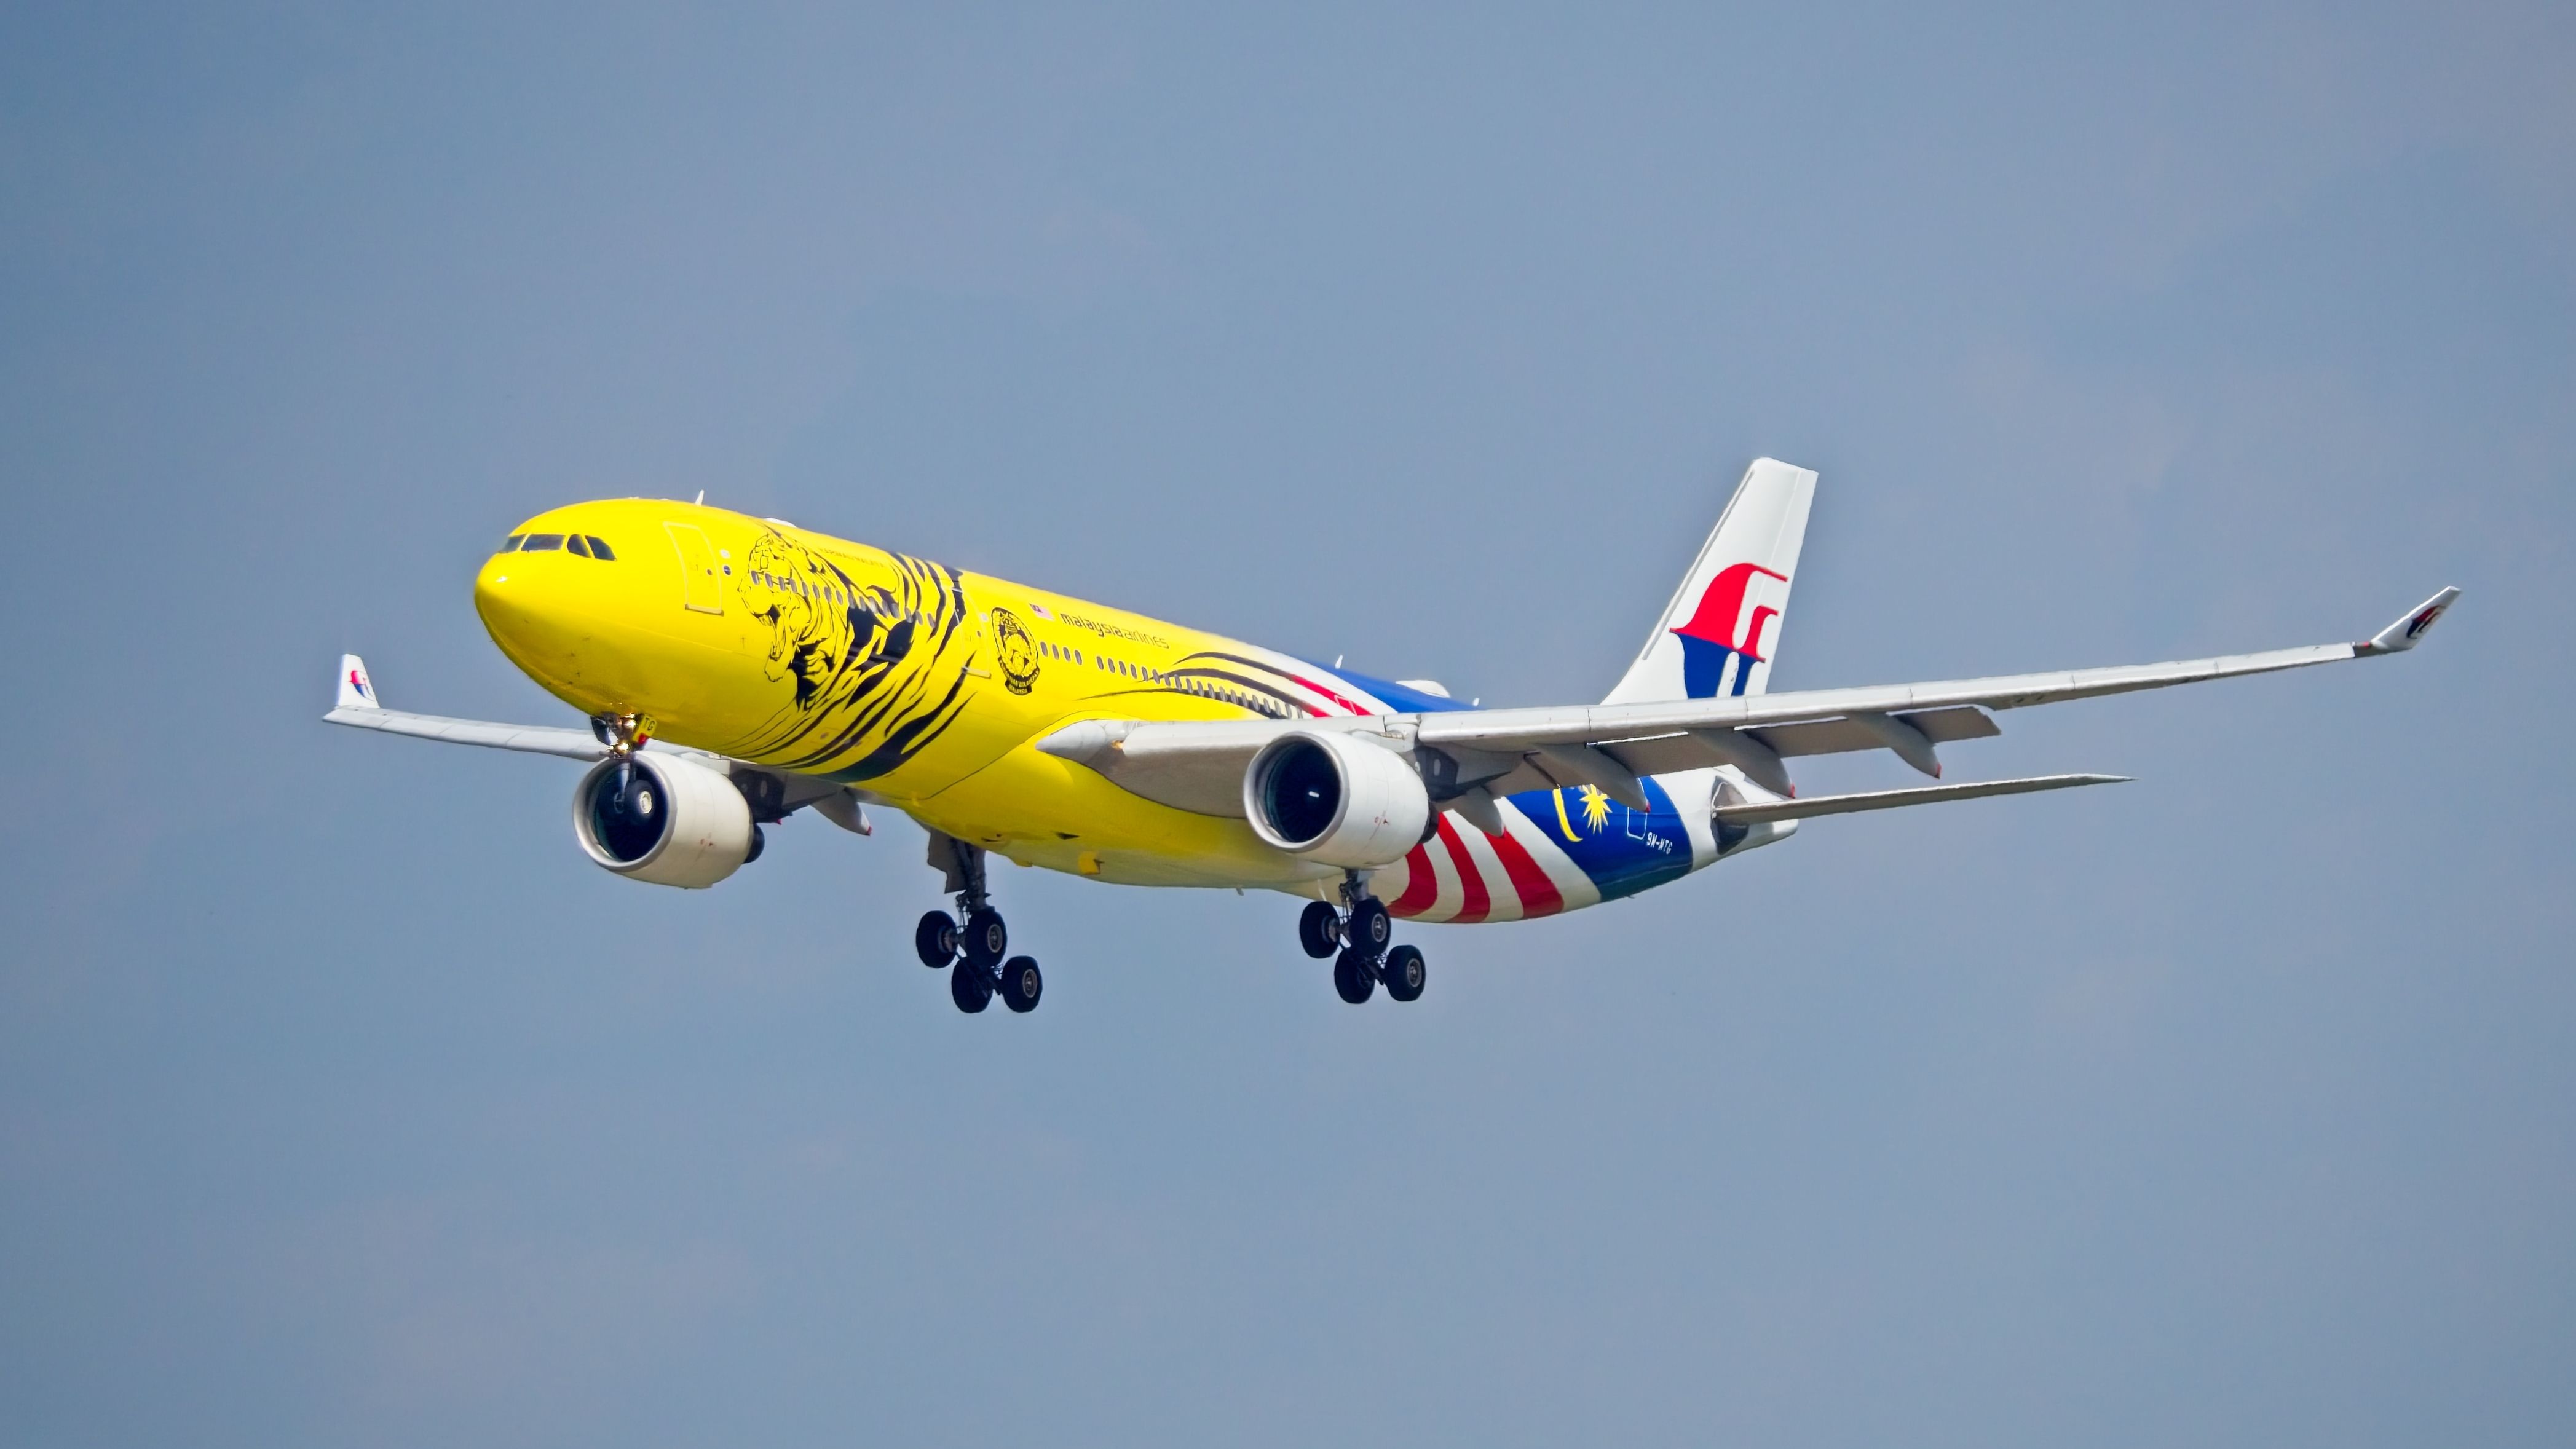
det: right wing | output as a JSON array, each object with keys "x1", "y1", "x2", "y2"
[
  {"x1": 325, "y1": 654, "x2": 606, "y2": 760},
  {"x1": 322, "y1": 653, "x2": 877, "y2": 832}
]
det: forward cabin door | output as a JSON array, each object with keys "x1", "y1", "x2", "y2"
[{"x1": 665, "y1": 523, "x2": 724, "y2": 614}]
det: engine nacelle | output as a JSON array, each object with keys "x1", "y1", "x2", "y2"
[
  {"x1": 1243, "y1": 730, "x2": 1431, "y2": 869},
  {"x1": 572, "y1": 752, "x2": 756, "y2": 889}
]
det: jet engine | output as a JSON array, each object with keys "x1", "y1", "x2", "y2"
[
  {"x1": 1243, "y1": 730, "x2": 1431, "y2": 869},
  {"x1": 572, "y1": 752, "x2": 757, "y2": 889}
]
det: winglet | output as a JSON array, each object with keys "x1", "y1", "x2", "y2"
[
  {"x1": 2358, "y1": 587, "x2": 2461, "y2": 656},
  {"x1": 336, "y1": 653, "x2": 381, "y2": 711}
]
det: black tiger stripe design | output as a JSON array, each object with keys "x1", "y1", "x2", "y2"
[{"x1": 724, "y1": 532, "x2": 979, "y2": 781}]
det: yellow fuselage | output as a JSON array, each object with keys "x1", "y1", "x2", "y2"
[{"x1": 475, "y1": 498, "x2": 1332, "y2": 890}]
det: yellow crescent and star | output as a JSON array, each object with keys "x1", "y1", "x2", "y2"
[{"x1": 1554, "y1": 784, "x2": 1614, "y2": 842}]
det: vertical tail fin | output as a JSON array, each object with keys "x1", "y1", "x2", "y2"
[{"x1": 1602, "y1": 458, "x2": 1815, "y2": 704}]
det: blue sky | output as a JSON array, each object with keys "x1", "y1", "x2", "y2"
[{"x1": 2, "y1": 5, "x2": 2570, "y2": 1445}]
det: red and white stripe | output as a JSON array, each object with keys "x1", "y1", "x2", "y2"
[{"x1": 1374, "y1": 795, "x2": 1602, "y2": 923}]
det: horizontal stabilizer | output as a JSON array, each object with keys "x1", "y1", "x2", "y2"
[{"x1": 1712, "y1": 773, "x2": 2129, "y2": 824}]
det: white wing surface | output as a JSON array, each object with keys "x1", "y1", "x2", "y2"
[
  {"x1": 325, "y1": 703, "x2": 609, "y2": 760},
  {"x1": 1040, "y1": 588, "x2": 2461, "y2": 816},
  {"x1": 323, "y1": 651, "x2": 610, "y2": 760},
  {"x1": 321, "y1": 653, "x2": 872, "y2": 829}
]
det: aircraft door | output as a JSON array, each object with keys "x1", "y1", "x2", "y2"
[{"x1": 665, "y1": 523, "x2": 724, "y2": 614}]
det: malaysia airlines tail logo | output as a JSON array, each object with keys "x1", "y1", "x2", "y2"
[{"x1": 1671, "y1": 562, "x2": 1785, "y2": 698}]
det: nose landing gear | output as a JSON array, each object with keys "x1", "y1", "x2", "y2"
[
  {"x1": 1305, "y1": 874, "x2": 1426, "y2": 1006},
  {"x1": 915, "y1": 832, "x2": 1047, "y2": 1016}
]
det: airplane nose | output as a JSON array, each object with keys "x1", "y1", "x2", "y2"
[{"x1": 473, "y1": 556, "x2": 541, "y2": 658}]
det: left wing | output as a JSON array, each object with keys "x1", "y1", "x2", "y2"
[{"x1": 1040, "y1": 587, "x2": 2460, "y2": 815}]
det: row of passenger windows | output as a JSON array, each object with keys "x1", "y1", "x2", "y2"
[
  {"x1": 761, "y1": 571, "x2": 853, "y2": 607},
  {"x1": 498, "y1": 532, "x2": 617, "y2": 560},
  {"x1": 1035, "y1": 637, "x2": 1286, "y2": 717}
]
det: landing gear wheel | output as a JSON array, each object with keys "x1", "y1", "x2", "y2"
[
  {"x1": 1333, "y1": 948, "x2": 1377, "y2": 1004},
  {"x1": 963, "y1": 908, "x2": 1008, "y2": 969},
  {"x1": 1000, "y1": 957, "x2": 1043, "y2": 1013},
  {"x1": 915, "y1": 911, "x2": 957, "y2": 968},
  {"x1": 1297, "y1": 901, "x2": 1340, "y2": 959},
  {"x1": 1348, "y1": 898, "x2": 1392, "y2": 957},
  {"x1": 950, "y1": 960, "x2": 994, "y2": 1013},
  {"x1": 1382, "y1": 944, "x2": 1426, "y2": 1003}
]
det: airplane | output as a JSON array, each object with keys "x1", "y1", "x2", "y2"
[{"x1": 327, "y1": 459, "x2": 2458, "y2": 1014}]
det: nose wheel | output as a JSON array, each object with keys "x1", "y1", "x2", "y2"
[
  {"x1": 917, "y1": 833, "x2": 1046, "y2": 1015},
  {"x1": 1302, "y1": 878, "x2": 1426, "y2": 1005}
]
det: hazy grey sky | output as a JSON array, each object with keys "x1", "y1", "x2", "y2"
[{"x1": 3, "y1": 5, "x2": 2570, "y2": 1445}]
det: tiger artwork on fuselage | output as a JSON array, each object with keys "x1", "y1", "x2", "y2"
[
  {"x1": 468, "y1": 499, "x2": 1381, "y2": 893},
  {"x1": 728, "y1": 529, "x2": 976, "y2": 781}
]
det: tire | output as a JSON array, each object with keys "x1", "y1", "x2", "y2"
[
  {"x1": 1333, "y1": 947, "x2": 1376, "y2": 1004},
  {"x1": 1382, "y1": 944, "x2": 1425, "y2": 1003},
  {"x1": 915, "y1": 911, "x2": 957, "y2": 968},
  {"x1": 963, "y1": 908, "x2": 1008, "y2": 969},
  {"x1": 1297, "y1": 900, "x2": 1340, "y2": 959},
  {"x1": 950, "y1": 960, "x2": 994, "y2": 1013},
  {"x1": 1000, "y1": 956, "x2": 1043, "y2": 1014},
  {"x1": 1348, "y1": 898, "x2": 1392, "y2": 957}
]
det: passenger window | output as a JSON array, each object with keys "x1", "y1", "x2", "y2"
[
  {"x1": 499, "y1": 534, "x2": 524, "y2": 553},
  {"x1": 587, "y1": 536, "x2": 615, "y2": 560},
  {"x1": 566, "y1": 534, "x2": 592, "y2": 557},
  {"x1": 523, "y1": 534, "x2": 565, "y2": 551}
]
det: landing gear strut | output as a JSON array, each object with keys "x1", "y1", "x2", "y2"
[
  {"x1": 1304, "y1": 873, "x2": 1426, "y2": 1006},
  {"x1": 915, "y1": 831, "x2": 1046, "y2": 1015}
]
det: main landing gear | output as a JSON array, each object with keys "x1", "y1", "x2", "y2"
[
  {"x1": 1300, "y1": 878, "x2": 1426, "y2": 1005},
  {"x1": 915, "y1": 832, "x2": 1043, "y2": 1014}
]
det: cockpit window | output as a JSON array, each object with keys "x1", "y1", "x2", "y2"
[
  {"x1": 585, "y1": 536, "x2": 615, "y2": 561},
  {"x1": 522, "y1": 534, "x2": 565, "y2": 551},
  {"x1": 499, "y1": 534, "x2": 524, "y2": 553},
  {"x1": 566, "y1": 534, "x2": 591, "y2": 557}
]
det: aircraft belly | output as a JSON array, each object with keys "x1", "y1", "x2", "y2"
[
  {"x1": 1378, "y1": 777, "x2": 1701, "y2": 922},
  {"x1": 907, "y1": 745, "x2": 1337, "y2": 890}
]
